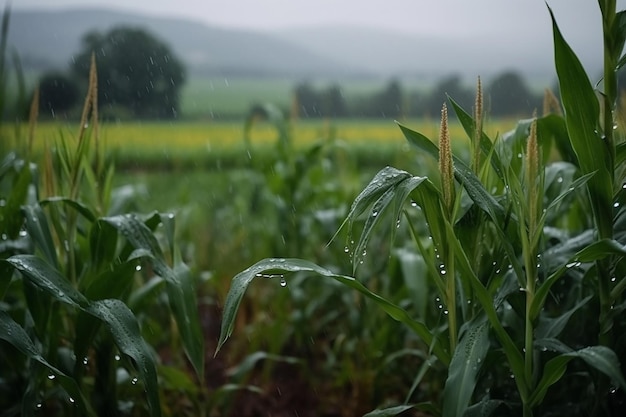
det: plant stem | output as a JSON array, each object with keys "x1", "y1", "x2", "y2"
[
  {"x1": 598, "y1": 0, "x2": 617, "y2": 349},
  {"x1": 445, "y1": 237, "x2": 457, "y2": 352}
]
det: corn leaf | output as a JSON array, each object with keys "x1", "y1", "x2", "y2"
[
  {"x1": 103, "y1": 214, "x2": 204, "y2": 379},
  {"x1": 443, "y1": 320, "x2": 490, "y2": 417},
  {"x1": 0, "y1": 311, "x2": 94, "y2": 416},
  {"x1": 5, "y1": 255, "x2": 161, "y2": 417},
  {"x1": 529, "y1": 345, "x2": 626, "y2": 407},
  {"x1": 549, "y1": 5, "x2": 613, "y2": 238},
  {"x1": 216, "y1": 257, "x2": 450, "y2": 364}
]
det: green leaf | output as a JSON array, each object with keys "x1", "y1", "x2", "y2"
[
  {"x1": 550, "y1": 5, "x2": 613, "y2": 238},
  {"x1": 530, "y1": 345, "x2": 626, "y2": 407},
  {"x1": 447, "y1": 96, "x2": 505, "y2": 180},
  {"x1": 463, "y1": 398, "x2": 504, "y2": 417},
  {"x1": 362, "y1": 405, "x2": 416, "y2": 417},
  {"x1": 226, "y1": 351, "x2": 300, "y2": 380},
  {"x1": 532, "y1": 239, "x2": 626, "y2": 318},
  {"x1": 40, "y1": 197, "x2": 96, "y2": 222},
  {"x1": 443, "y1": 320, "x2": 490, "y2": 417},
  {"x1": 7, "y1": 255, "x2": 87, "y2": 307},
  {"x1": 103, "y1": 214, "x2": 204, "y2": 379},
  {"x1": 22, "y1": 205, "x2": 58, "y2": 269},
  {"x1": 0, "y1": 311, "x2": 94, "y2": 416},
  {"x1": 5, "y1": 255, "x2": 161, "y2": 417},
  {"x1": 85, "y1": 299, "x2": 161, "y2": 417},
  {"x1": 216, "y1": 257, "x2": 449, "y2": 364},
  {"x1": 536, "y1": 296, "x2": 592, "y2": 339}
]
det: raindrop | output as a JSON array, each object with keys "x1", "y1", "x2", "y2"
[
  {"x1": 19, "y1": 230, "x2": 27, "y2": 237},
  {"x1": 135, "y1": 265, "x2": 142, "y2": 271},
  {"x1": 410, "y1": 201, "x2": 418, "y2": 208},
  {"x1": 622, "y1": 183, "x2": 626, "y2": 189},
  {"x1": 47, "y1": 374, "x2": 56, "y2": 380},
  {"x1": 0, "y1": 199, "x2": 5, "y2": 207},
  {"x1": 611, "y1": 276, "x2": 617, "y2": 282},
  {"x1": 131, "y1": 377, "x2": 138, "y2": 385},
  {"x1": 566, "y1": 262, "x2": 577, "y2": 268},
  {"x1": 36, "y1": 403, "x2": 42, "y2": 409},
  {"x1": 517, "y1": 153, "x2": 523, "y2": 159},
  {"x1": 344, "y1": 246, "x2": 350, "y2": 253},
  {"x1": 83, "y1": 357, "x2": 88, "y2": 365},
  {"x1": 614, "y1": 202, "x2": 621, "y2": 208},
  {"x1": 0, "y1": 233, "x2": 6, "y2": 240},
  {"x1": 115, "y1": 354, "x2": 121, "y2": 361},
  {"x1": 69, "y1": 397, "x2": 75, "y2": 404},
  {"x1": 440, "y1": 269, "x2": 447, "y2": 275},
  {"x1": 443, "y1": 310, "x2": 449, "y2": 315},
  {"x1": 556, "y1": 176, "x2": 563, "y2": 183},
  {"x1": 280, "y1": 276, "x2": 287, "y2": 287},
  {"x1": 372, "y1": 210, "x2": 378, "y2": 217}
]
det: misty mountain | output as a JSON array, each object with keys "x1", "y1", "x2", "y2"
[
  {"x1": 9, "y1": 8, "x2": 354, "y2": 77},
  {"x1": 8, "y1": 8, "x2": 601, "y2": 80}
]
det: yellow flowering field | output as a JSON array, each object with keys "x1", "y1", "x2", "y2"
[{"x1": 7, "y1": 118, "x2": 516, "y2": 160}]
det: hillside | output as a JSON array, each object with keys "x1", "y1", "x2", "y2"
[
  {"x1": 9, "y1": 7, "x2": 601, "y2": 80},
  {"x1": 9, "y1": 8, "x2": 354, "y2": 77}
]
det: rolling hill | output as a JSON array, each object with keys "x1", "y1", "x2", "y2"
[{"x1": 8, "y1": 7, "x2": 601, "y2": 81}]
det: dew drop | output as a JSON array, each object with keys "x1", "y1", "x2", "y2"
[
  {"x1": 19, "y1": 230, "x2": 27, "y2": 237},
  {"x1": 443, "y1": 310, "x2": 449, "y2": 315},
  {"x1": 115, "y1": 354, "x2": 121, "y2": 361},
  {"x1": 36, "y1": 403, "x2": 42, "y2": 409},
  {"x1": 69, "y1": 397, "x2": 75, "y2": 404},
  {"x1": 47, "y1": 374, "x2": 55, "y2": 380},
  {"x1": 372, "y1": 211, "x2": 378, "y2": 217},
  {"x1": 611, "y1": 276, "x2": 616, "y2": 282},
  {"x1": 83, "y1": 357, "x2": 88, "y2": 365},
  {"x1": 280, "y1": 276, "x2": 287, "y2": 287},
  {"x1": 135, "y1": 265, "x2": 142, "y2": 271},
  {"x1": 131, "y1": 377, "x2": 138, "y2": 385},
  {"x1": 614, "y1": 202, "x2": 620, "y2": 208},
  {"x1": 410, "y1": 201, "x2": 418, "y2": 208},
  {"x1": 344, "y1": 246, "x2": 350, "y2": 253},
  {"x1": 556, "y1": 176, "x2": 563, "y2": 183}
]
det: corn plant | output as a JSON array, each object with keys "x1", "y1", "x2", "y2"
[
  {"x1": 217, "y1": 2, "x2": 626, "y2": 416},
  {"x1": 0, "y1": 50, "x2": 204, "y2": 416}
]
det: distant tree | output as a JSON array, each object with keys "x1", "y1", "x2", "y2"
[
  {"x1": 71, "y1": 26, "x2": 186, "y2": 119},
  {"x1": 488, "y1": 71, "x2": 538, "y2": 117},
  {"x1": 322, "y1": 85, "x2": 348, "y2": 118},
  {"x1": 294, "y1": 82, "x2": 321, "y2": 118},
  {"x1": 38, "y1": 71, "x2": 80, "y2": 118},
  {"x1": 376, "y1": 79, "x2": 404, "y2": 118}
]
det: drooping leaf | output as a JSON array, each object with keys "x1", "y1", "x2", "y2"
[
  {"x1": 443, "y1": 320, "x2": 490, "y2": 417},
  {"x1": 103, "y1": 214, "x2": 204, "y2": 379},
  {"x1": 532, "y1": 239, "x2": 626, "y2": 318},
  {"x1": 5, "y1": 255, "x2": 161, "y2": 417},
  {"x1": 536, "y1": 295, "x2": 592, "y2": 339},
  {"x1": 0, "y1": 311, "x2": 94, "y2": 416},
  {"x1": 216, "y1": 257, "x2": 449, "y2": 364},
  {"x1": 530, "y1": 345, "x2": 626, "y2": 407},
  {"x1": 463, "y1": 397, "x2": 505, "y2": 417},
  {"x1": 85, "y1": 299, "x2": 161, "y2": 417},
  {"x1": 362, "y1": 405, "x2": 416, "y2": 417}
]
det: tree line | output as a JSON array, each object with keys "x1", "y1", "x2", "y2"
[{"x1": 292, "y1": 72, "x2": 544, "y2": 120}]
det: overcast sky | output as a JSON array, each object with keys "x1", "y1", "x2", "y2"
[{"x1": 12, "y1": 0, "x2": 626, "y2": 39}]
